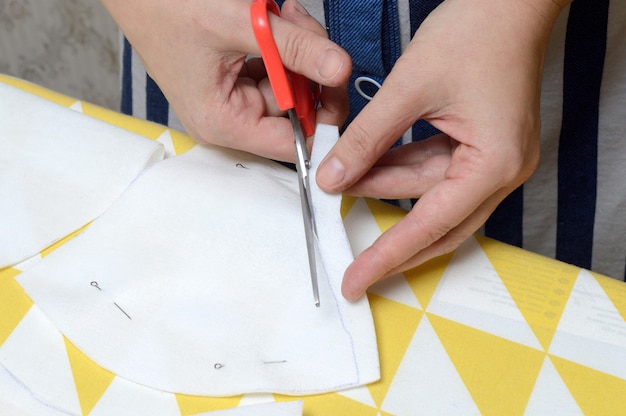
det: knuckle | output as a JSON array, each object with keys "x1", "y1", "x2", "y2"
[
  {"x1": 368, "y1": 243, "x2": 400, "y2": 278},
  {"x1": 500, "y1": 140, "x2": 541, "y2": 186},
  {"x1": 279, "y1": 29, "x2": 309, "y2": 71},
  {"x1": 408, "y1": 214, "x2": 449, "y2": 249},
  {"x1": 344, "y1": 122, "x2": 378, "y2": 161},
  {"x1": 500, "y1": 117, "x2": 542, "y2": 185}
]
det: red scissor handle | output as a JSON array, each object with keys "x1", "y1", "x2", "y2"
[{"x1": 250, "y1": 0, "x2": 317, "y2": 137}]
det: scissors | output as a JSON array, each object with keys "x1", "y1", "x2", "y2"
[{"x1": 251, "y1": 0, "x2": 320, "y2": 307}]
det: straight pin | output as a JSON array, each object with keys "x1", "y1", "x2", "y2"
[{"x1": 114, "y1": 302, "x2": 132, "y2": 320}]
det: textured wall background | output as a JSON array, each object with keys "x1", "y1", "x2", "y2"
[{"x1": 0, "y1": 0, "x2": 120, "y2": 110}]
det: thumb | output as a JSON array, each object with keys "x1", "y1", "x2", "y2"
[
  {"x1": 316, "y1": 69, "x2": 425, "y2": 193},
  {"x1": 268, "y1": 1, "x2": 352, "y2": 87}
]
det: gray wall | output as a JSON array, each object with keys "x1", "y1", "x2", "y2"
[{"x1": 0, "y1": 0, "x2": 120, "y2": 110}]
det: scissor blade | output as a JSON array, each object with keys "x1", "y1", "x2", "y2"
[
  {"x1": 288, "y1": 109, "x2": 320, "y2": 307},
  {"x1": 299, "y1": 175, "x2": 320, "y2": 307}
]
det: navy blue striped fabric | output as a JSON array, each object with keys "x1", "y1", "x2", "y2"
[
  {"x1": 409, "y1": 0, "x2": 442, "y2": 35},
  {"x1": 121, "y1": 36, "x2": 170, "y2": 125},
  {"x1": 486, "y1": 2, "x2": 610, "y2": 258},
  {"x1": 382, "y1": 0, "x2": 401, "y2": 75},
  {"x1": 145, "y1": 74, "x2": 169, "y2": 125},
  {"x1": 121, "y1": 37, "x2": 133, "y2": 116},
  {"x1": 556, "y1": 0, "x2": 609, "y2": 270},
  {"x1": 485, "y1": 187, "x2": 524, "y2": 248}
]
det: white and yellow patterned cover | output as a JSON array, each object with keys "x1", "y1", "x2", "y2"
[{"x1": 1, "y1": 75, "x2": 625, "y2": 415}]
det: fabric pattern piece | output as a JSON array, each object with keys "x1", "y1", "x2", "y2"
[
  {"x1": 15, "y1": 125, "x2": 379, "y2": 396},
  {"x1": 0, "y1": 79, "x2": 164, "y2": 268}
]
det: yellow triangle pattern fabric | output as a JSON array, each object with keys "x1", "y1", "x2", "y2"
[
  {"x1": 175, "y1": 393, "x2": 243, "y2": 415},
  {"x1": 276, "y1": 393, "x2": 379, "y2": 416},
  {"x1": 592, "y1": 271, "x2": 626, "y2": 323},
  {"x1": 550, "y1": 354, "x2": 626, "y2": 415},
  {"x1": 169, "y1": 129, "x2": 197, "y2": 156},
  {"x1": 476, "y1": 235, "x2": 579, "y2": 350},
  {"x1": 403, "y1": 252, "x2": 453, "y2": 311},
  {"x1": 41, "y1": 223, "x2": 91, "y2": 258},
  {"x1": 340, "y1": 195, "x2": 359, "y2": 220},
  {"x1": 364, "y1": 199, "x2": 407, "y2": 233},
  {"x1": 63, "y1": 337, "x2": 115, "y2": 416},
  {"x1": 362, "y1": 197, "x2": 451, "y2": 310},
  {"x1": 0, "y1": 267, "x2": 33, "y2": 347},
  {"x1": 428, "y1": 313, "x2": 545, "y2": 415},
  {"x1": 367, "y1": 294, "x2": 423, "y2": 408},
  {"x1": 0, "y1": 74, "x2": 76, "y2": 107},
  {"x1": 80, "y1": 101, "x2": 167, "y2": 141},
  {"x1": 5, "y1": 78, "x2": 626, "y2": 415}
]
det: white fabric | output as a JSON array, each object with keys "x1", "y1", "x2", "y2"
[
  {"x1": 16, "y1": 125, "x2": 379, "y2": 396},
  {"x1": 0, "y1": 363, "x2": 73, "y2": 416},
  {"x1": 1, "y1": 359, "x2": 302, "y2": 416},
  {"x1": 0, "y1": 81, "x2": 165, "y2": 268}
]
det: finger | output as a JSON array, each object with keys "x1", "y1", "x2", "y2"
[
  {"x1": 316, "y1": 63, "x2": 430, "y2": 193},
  {"x1": 209, "y1": 77, "x2": 297, "y2": 161},
  {"x1": 344, "y1": 135, "x2": 454, "y2": 197},
  {"x1": 388, "y1": 196, "x2": 504, "y2": 274},
  {"x1": 240, "y1": 57, "x2": 267, "y2": 82},
  {"x1": 240, "y1": 4, "x2": 351, "y2": 87},
  {"x1": 341, "y1": 167, "x2": 502, "y2": 300},
  {"x1": 344, "y1": 153, "x2": 450, "y2": 199},
  {"x1": 258, "y1": 77, "x2": 285, "y2": 117},
  {"x1": 279, "y1": 0, "x2": 326, "y2": 37},
  {"x1": 341, "y1": 190, "x2": 507, "y2": 301},
  {"x1": 315, "y1": 82, "x2": 350, "y2": 128},
  {"x1": 275, "y1": 0, "x2": 352, "y2": 87},
  {"x1": 240, "y1": 58, "x2": 283, "y2": 117},
  {"x1": 375, "y1": 134, "x2": 454, "y2": 167},
  {"x1": 225, "y1": 114, "x2": 297, "y2": 162}
]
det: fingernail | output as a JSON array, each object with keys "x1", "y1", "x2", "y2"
[
  {"x1": 317, "y1": 156, "x2": 345, "y2": 189},
  {"x1": 293, "y1": 0, "x2": 310, "y2": 16},
  {"x1": 317, "y1": 48, "x2": 344, "y2": 81}
]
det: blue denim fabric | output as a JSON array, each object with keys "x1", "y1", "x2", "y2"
[
  {"x1": 326, "y1": 0, "x2": 401, "y2": 130},
  {"x1": 325, "y1": 0, "x2": 446, "y2": 143},
  {"x1": 409, "y1": 0, "x2": 444, "y2": 141}
]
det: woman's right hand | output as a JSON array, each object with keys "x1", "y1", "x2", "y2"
[{"x1": 100, "y1": 0, "x2": 352, "y2": 160}]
